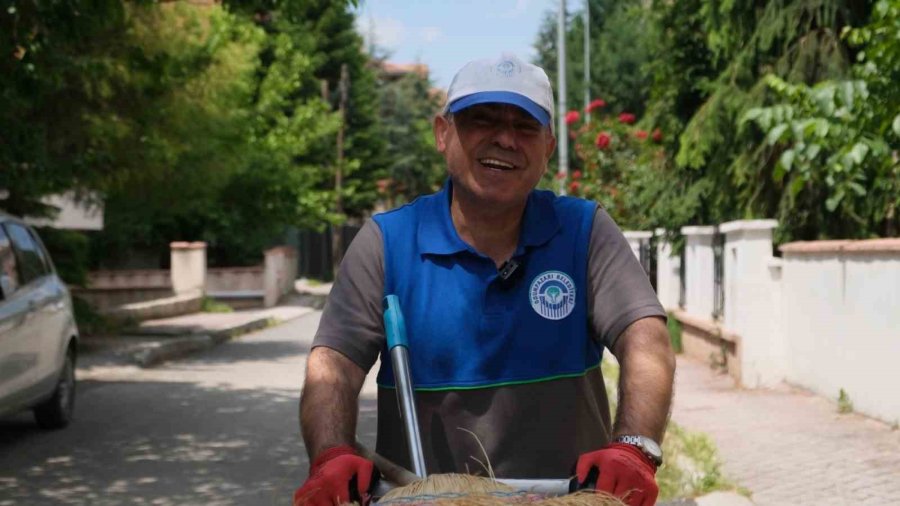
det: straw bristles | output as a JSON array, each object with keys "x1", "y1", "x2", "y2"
[{"x1": 372, "y1": 474, "x2": 626, "y2": 505}]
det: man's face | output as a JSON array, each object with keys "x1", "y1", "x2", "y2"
[{"x1": 433, "y1": 103, "x2": 556, "y2": 209}]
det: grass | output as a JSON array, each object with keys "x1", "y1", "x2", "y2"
[
  {"x1": 602, "y1": 357, "x2": 739, "y2": 501},
  {"x1": 657, "y1": 423, "x2": 737, "y2": 500},
  {"x1": 837, "y1": 388, "x2": 854, "y2": 414},
  {"x1": 667, "y1": 312, "x2": 683, "y2": 354},
  {"x1": 201, "y1": 297, "x2": 234, "y2": 313}
]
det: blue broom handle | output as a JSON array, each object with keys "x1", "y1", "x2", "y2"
[{"x1": 383, "y1": 295, "x2": 427, "y2": 478}]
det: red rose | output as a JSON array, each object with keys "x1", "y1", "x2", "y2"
[
  {"x1": 565, "y1": 110, "x2": 581, "y2": 125},
  {"x1": 585, "y1": 99, "x2": 606, "y2": 113},
  {"x1": 652, "y1": 128, "x2": 663, "y2": 142},
  {"x1": 572, "y1": 170, "x2": 582, "y2": 180},
  {"x1": 618, "y1": 113, "x2": 636, "y2": 124},
  {"x1": 635, "y1": 130, "x2": 648, "y2": 140},
  {"x1": 568, "y1": 181, "x2": 581, "y2": 193},
  {"x1": 595, "y1": 132, "x2": 611, "y2": 150}
]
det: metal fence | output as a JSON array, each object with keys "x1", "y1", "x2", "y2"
[
  {"x1": 286, "y1": 223, "x2": 363, "y2": 282},
  {"x1": 678, "y1": 244, "x2": 686, "y2": 308},
  {"x1": 712, "y1": 228, "x2": 725, "y2": 319}
]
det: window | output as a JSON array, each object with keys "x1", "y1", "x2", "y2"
[
  {"x1": 27, "y1": 227, "x2": 52, "y2": 273},
  {"x1": 0, "y1": 226, "x2": 20, "y2": 299},
  {"x1": 5, "y1": 223, "x2": 49, "y2": 285}
]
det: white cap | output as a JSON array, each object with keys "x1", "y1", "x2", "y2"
[{"x1": 443, "y1": 53, "x2": 554, "y2": 126}]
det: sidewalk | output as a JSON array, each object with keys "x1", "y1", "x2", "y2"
[
  {"x1": 673, "y1": 356, "x2": 900, "y2": 505},
  {"x1": 79, "y1": 302, "x2": 312, "y2": 369}
]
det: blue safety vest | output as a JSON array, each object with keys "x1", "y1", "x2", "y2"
[{"x1": 373, "y1": 182, "x2": 601, "y2": 390}]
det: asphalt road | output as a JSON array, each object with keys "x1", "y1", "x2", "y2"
[{"x1": 0, "y1": 311, "x2": 379, "y2": 506}]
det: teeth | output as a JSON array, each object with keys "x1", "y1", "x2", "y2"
[{"x1": 480, "y1": 158, "x2": 515, "y2": 169}]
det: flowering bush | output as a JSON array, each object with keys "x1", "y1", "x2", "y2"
[
  {"x1": 618, "y1": 112, "x2": 636, "y2": 124},
  {"x1": 595, "y1": 132, "x2": 611, "y2": 149},
  {"x1": 560, "y1": 98, "x2": 667, "y2": 227},
  {"x1": 586, "y1": 99, "x2": 606, "y2": 113},
  {"x1": 565, "y1": 110, "x2": 581, "y2": 126}
]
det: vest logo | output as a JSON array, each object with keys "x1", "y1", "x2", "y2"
[{"x1": 529, "y1": 270, "x2": 576, "y2": 320}]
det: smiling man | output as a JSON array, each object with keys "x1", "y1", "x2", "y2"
[{"x1": 295, "y1": 54, "x2": 676, "y2": 506}]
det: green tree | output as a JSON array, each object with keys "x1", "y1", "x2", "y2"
[
  {"x1": 533, "y1": 0, "x2": 655, "y2": 119},
  {"x1": 88, "y1": 3, "x2": 340, "y2": 267},
  {"x1": 540, "y1": 0, "x2": 893, "y2": 245},
  {"x1": 230, "y1": 0, "x2": 388, "y2": 219},
  {"x1": 376, "y1": 69, "x2": 445, "y2": 205},
  {"x1": 0, "y1": 0, "x2": 130, "y2": 217},
  {"x1": 667, "y1": 0, "x2": 870, "y2": 240},
  {"x1": 743, "y1": 0, "x2": 899, "y2": 238}
]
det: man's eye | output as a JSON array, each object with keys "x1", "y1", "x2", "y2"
[{"x1": 516, "y1": 123, "x2": 541, "y2": 133}]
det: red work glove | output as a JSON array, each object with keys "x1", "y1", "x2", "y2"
[
  {"x1": 574, "y1": 443, "x2": 659, "y2": 506},
  {"x1": 293, "y1": 445, "x2": 378, "y2": 506}
]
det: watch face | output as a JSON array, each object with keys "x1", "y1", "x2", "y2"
[
  {"x1": 642, "y1": 438, "x2": 663, "y2": 458},
  {"x1": 640, "y1": 437, "x2": 663, "y2": 465}
]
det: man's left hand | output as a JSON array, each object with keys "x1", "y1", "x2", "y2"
[{"x1": 574, "y1": 443, "x2": 659, "y2": 506}]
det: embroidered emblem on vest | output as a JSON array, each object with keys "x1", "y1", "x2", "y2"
[{"x1": 529, "y1": 270, "x2": 576, "y2": 320}]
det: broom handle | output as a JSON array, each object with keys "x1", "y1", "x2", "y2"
[
  {"x1": 383, "y1": 295, "x2": 428, "y2": 479},
  {"x1": 354, "y1": 441, "x2": 420, "y2": 486}
]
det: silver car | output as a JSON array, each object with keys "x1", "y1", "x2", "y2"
[{"x1": 0, "y1": 212, "x2": 79, "y2": 429}]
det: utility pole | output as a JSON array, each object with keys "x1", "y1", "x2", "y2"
[
  {"x1": 583, "y1": 1, "x2": 591, "y2": 122},
  {"x1": 332, "y1": 64, "x2": 349, "y2": 277},
  {"x1": 557, "y1": 0, "x2": 568, "y2": 195}
]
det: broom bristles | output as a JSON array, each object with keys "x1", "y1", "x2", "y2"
[{"x1": 372, "y1": 473, "x2": 627, "y2": 505}]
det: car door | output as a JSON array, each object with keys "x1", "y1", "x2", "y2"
[
  {"x1": 0, "y1": 224, "x2": 37, "y2": 405},
  {"x1": 4, "y1": 222, "x2": 64, "y2": 391}
]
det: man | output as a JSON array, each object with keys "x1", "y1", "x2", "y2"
[{"x1": 295, "y1": 53, "x2": 675, "y2": 506}]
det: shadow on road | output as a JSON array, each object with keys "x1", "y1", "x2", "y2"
[{"x1": 0, "y1": 376, "x2": 379, "y2": 506}]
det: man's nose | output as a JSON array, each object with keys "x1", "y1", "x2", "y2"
[{"x1": 491, "y1": 123, "x2": 517, "y2": 150}]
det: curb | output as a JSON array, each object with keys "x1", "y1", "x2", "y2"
[
  {"x1": 128, "y1": 315, "x2": 278, "y2": 367},
  {"x1": 292, "y1": 292, "x2": 328, "y2": 310},
  {"x1": 131, "y1": 335, "x2": 216, "y2": 367}
]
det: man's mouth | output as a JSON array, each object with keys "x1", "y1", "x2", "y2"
[{"x1": 478, "y1": 158, "x2": 518, "y2": 171}]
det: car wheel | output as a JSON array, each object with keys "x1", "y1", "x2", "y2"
[{"x1": 34, "y1": 350, "x2": 75, "y2": 429}]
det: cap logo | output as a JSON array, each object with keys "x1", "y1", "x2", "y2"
[
  {"x1": 494, "y1": 59, "x2": 519, "y2": 77},
  {"x1": 529, "y1": 270, "x2": 576, "y2": 320}
]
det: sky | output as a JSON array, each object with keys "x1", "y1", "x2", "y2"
[{"x1": 353, "y1": 0, "x2": 559, "y2": 90}]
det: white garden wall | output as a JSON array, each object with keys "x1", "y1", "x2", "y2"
[
  {"x1": 780, "y1": 240, "x2": 900, "y2": 424},
  {"x1": 665, "y1": 221, "x2": 900, "y2": 424}
]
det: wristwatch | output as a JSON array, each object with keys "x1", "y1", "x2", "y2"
[{"x1": 614, "y1": 435, "x2": 664, "y2": 467}]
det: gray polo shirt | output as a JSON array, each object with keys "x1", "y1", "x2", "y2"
[{"x1": 311, "y1": 206, "x2": 665, "y2": 478}]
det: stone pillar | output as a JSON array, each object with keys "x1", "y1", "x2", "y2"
[
  {"x1": 264, "y1": 246, "x2": 298, "y2": 307},
  {"x1": 170, "y1": 242, "x2": 206, "y2": 297},
  {"x1": 623, "y1": 230, "x2": 653, "y2": 275},
  {"x1": 720, "y1": 219, "x2": 782, "y2": 387},
  {"x1": 655, "y1": 228, "x2": 680, "y2": 310},
  {"x1": 680, "y1": 226, "x2": 716, "y2": 320}
]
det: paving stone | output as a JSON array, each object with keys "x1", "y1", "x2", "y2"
[{"x1": 672, "y1": 357, "x2": 900, "y2": 506}]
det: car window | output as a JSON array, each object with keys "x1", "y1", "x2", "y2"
[
  {"x1": 0, "y1": 225, "x2": 20, "y2": 299},
  {"x1": 27, "y1": 227, "x2": 53, "y2": 273},
  {"x1": 5, "y1": 223, "x2": 50, "y2": 285}
]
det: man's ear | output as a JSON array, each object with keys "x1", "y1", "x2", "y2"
[
  {"x1": 545, "y1": 131, "x2": 557, "y2": 165},
  {"x1": 433, "y1": 114, "x2": 450, "y2": 153}
]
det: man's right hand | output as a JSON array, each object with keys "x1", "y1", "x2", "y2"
[{"x1": 293, "y1": 445, "x2": 378, "y2": 506}]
